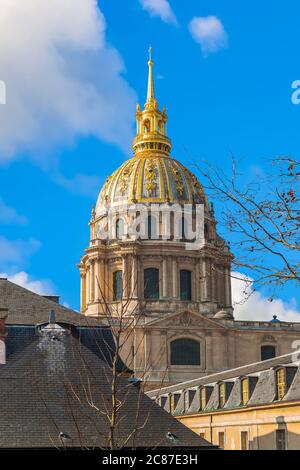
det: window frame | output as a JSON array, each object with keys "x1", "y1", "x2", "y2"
[
  {"x1": 180, "y1": 269, "x2": 192, "y2": 301},
  {"x1": 200, "y1": 387, "x2": 206, "y2": 411},
  {"x1": 261, "y1": 344, "x2": 276, "y2": 361},
  {"x1": 276, "y1": 429, "x2": 286, "y2": 450},
  {"x1": 241, "y1": 431, "x2": 249, "y2": 450},
  {"x1": 276, "y1": 368, "x2": 286, "y2": 400},
  {"x1": 144, "y1": 267, "x2": 160, "y2": 300},
  {"x1": 113, "y1": 270, "x2": 123, "y2": 301},
  {"x1": 169, "y1": 394, "x2": 175, "y2": 414},
  {"x1": 170, "y1": 338, "x2": 201, "y2": 366},
  {"x1": 241, "y1": 378, "x2": 249, "y2": 405},
  {"x1": 219, "y1": 383, "x2": 226, "y2": 408},
  {"x1": 218, "y1": 431, "x2": 225, "y2": 449},
  {"x1": 115, "y1": 218, "x2": 125, "y2": 240}
]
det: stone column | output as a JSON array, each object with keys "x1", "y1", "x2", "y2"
[
  {"x1": 172, "y1": 258, "x2": 178, "y2": 298},
  {"x1": 86, "y1": 267, "x2": 90, "y2": 304},
  {"x1": 224, "y1": 266, "x2": 231, "y2": 307},
  {"x1": 201, "y1": 258, "x2": 209, "y2": 301},
  {"x1": 122, "y1": 255, "x2": 128, "y2": 299},
  {"x1": 205, "y1": 332, "x2": 213, "y2": 371},
  {"x1": 80, "y1": 272, "x2": 87, "y2": 312},
  {"x1": 90, "y1": 260, "x2": 95, "y2": 303},
  {"x1": 162, "y1": 257, "x2": 168, "y2": 298},
  {"x1": 131, "y1": 255, "x2": 138, "y2": 298},
  {"x1": 96, "y1": 258, "x2": 105, "y2": 301}
]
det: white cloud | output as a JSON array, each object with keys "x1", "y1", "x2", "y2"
[
  {"x1": 0, "y1": 271, "x2": 55, "y2": 295},
  {"x1": 232, "y1": 272, "x2": 300, "y2": 323},
  {"x1": 0, "y1": 0, "x2": 137, "y2": 163},
  {"x1": 139, "y1": 0, "x2": 177, "y2": 25},
  {"x1": 0, "y1": 236, "x2": 40, "y2": 269},
  {"x1": 0, "y1": 197, "x2": 27, "y2": 225},
  {"x1": 189, "y1": 16, "x2": 228, "y2": 56}
]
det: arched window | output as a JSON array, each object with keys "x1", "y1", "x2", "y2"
[
  {"x1": 170, "y1": 338, "x2": 200, "y2": 365},
  {"x1": 144, "y1": 268, "x2": 159, "y2": 299},
  {"x1": 113, "y1": 271, "x2": 123, "y2": 301},
  {"x1": 180, "y1": 270, "x2": 192, "y2": 300},
  {"x1": 144, "y1": 119, "x2": 150, "y2": 133},
  {"x1": 147, "y1": 215, "x2": 158, "y2": 240},
  {"x1": 261, "y1": 345, "x2": 276, "y2": 361},
  {"x1": 116, "y1": 218, "x2": 124, "y2": 240}
]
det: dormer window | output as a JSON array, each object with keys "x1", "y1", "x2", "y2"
[
  {"x1": 200, "y1": 387, "x2": 206, "y2": 411},
  {"x1": 219, "y1": 383, "x2": 226, "y2": 408},
  {"x1": 170, "y1": 394, "x2": 175, "y2": 414},
  {"x1": 276, "y1": 368, "x2": 286, "y2": 400},
  {"x1": 241, "y1": 378, "x2": 249, "y2": 405}
]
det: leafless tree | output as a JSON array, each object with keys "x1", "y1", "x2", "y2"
[
  {"x1": 195, "y1": 156, "x2": 300, "y2": 299},
  {"x1": 92, "y1": 258, "x2": 168, "y2": 449}
]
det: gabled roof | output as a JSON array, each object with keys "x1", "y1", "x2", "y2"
[
  {"x1": 0, "y1": 323, "x2": 212, "y2": 449},
  {"x1": 145, "y1": 310, "x2": 228, "y2": 330},
  {"x1": 0, "y1": 278, "x2": 99, "y2": 326}
]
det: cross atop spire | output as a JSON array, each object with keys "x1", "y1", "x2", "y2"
[{"x1": 146, "y1": 45, "x2": 156, "y2": 106}]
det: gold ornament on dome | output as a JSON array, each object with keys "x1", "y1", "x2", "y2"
[
  {"x1": 145, "y1": 159, "x2": 158, "y2": 195},
  {"x1": 101, "y1": 176, "x2": 112, "y2": 202},
  {"x1": 118, "y1": 161, "x2": 134, "y2": 195},
  {"x1": 171, "y1": 165, "x2": 184, "y2": 196}
]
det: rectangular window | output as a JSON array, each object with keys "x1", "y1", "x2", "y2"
[
  {"x1": 113, "y1": 270, "x2": 123, "y2": 301},
  {"x1": 276, "y1": 429, "x2": 286, "y2": 450},
  {"x1": 200, "y1": 387, "x2": 206, "y2": 410},
  {"x1": 219, "y1": 383, "x2": 226, "y2": 408},
  {"x1": 241, "y1": 378, "x2": 249, "y2": 405},
  {"x1": 241, "y1": 431, "x2": 248, "y2": 450},
  {"x1": 218, "y1": 432, "x2": 225, "y2": 449},
  {"x1": 180, "y1": 270, "x2": 192, "y2": 300},
  {"x1": 276, "y1": 369, "x2": 286, "y2": 400},
  {"x1": 169, "y1": 395, "x2": 175, "y2": 414},
  {"x1": 144, "y1": 268, "x2": 160, "y2": 299},
  {"x1": 199, "y1": 432, "x2": 206, "y2": 440}
]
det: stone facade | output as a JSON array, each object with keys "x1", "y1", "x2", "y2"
[
  {"x1": 78, "y1": 53, "x2": 300, "y2": 388},
  {"x1": 147, "y1": 352, "x2": 300, "y2": 450}
]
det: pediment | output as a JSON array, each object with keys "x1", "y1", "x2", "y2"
[{"x1": 145, "y1": 310, "x2": 228, "y2": 330}]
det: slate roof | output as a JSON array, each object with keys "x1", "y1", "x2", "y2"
[
  {"x1": 0, "y1": 278, "x2": 129, "y2": 372},
  {"x1": 0, "y1": 324, "x2": 213, "y2": 449},
  {"x1": 148, "y1": 351, "x2": 300, "y2": 416},
  {"x1": 0, "y1": 278, "x2": 99, "y2": 326}
]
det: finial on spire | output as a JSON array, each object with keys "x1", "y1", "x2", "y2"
[{"x1": 146, "y1": 45, "x2": 156, "y2": 104}]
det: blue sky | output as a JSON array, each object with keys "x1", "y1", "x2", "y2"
[{"x1": 0, "y1": 0, "x2": 299, "y2": 319}]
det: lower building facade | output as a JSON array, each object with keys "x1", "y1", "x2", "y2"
[
  {"x1": 177, "y1": 400, "x2": 300, "y2": 450},
  {"x1": 148, "y1": 351, "x2": 300, "y2": 449}
]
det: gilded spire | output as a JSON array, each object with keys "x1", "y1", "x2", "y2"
[
  {"x1": 146, "y1": 46, "x2": 156, "y2": 105},
  {"x1": 132, "y1": 48, "x2": 171, "y2": 157}
]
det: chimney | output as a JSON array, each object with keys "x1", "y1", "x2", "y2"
[
  {"x1": 0, "y1": 308, "x2": 8, "y2": 365},
  {"x1": 43, "y1": 295, "x2": 60, "y2": 304}
]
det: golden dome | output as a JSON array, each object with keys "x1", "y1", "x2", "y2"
[
  {"x1": 95, "y1": 49, "x2": 208, "y2": 214},
  {"x1": 96, "y1": 155, "x2": 208, "y2": 211}
]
